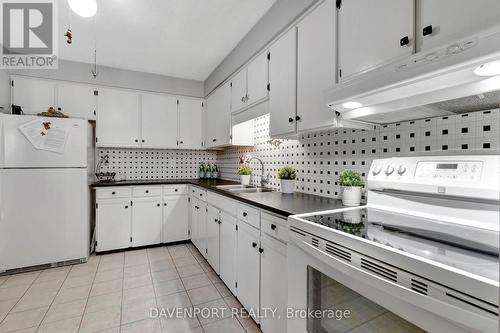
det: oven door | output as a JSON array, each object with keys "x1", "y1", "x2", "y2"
[{"x1": 287, "y1": 240, "x2": 490, "y2": 333}]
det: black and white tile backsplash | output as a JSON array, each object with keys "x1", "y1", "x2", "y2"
[{"x1": 217, "y1": 109, "x2": 499, "y2": 198}]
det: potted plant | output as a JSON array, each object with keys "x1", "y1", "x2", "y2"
[
  {"x1": 199, "y1": 163, "x2": 206, "y2": 179},
  {"x1": 238, "y1": 166, "x2": 252, "y2": 186},
  {"x1": 338, "y1": 170, "x2": 364, "y2": 206},
  {"x1": 277, "y1": 166, "x2": 297, "y2": 194}
]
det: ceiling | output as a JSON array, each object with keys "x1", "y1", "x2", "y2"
[{"x1": 58, "y1": 0, "x2": 276, "y2": 81}]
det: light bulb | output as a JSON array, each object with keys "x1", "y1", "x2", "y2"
[
  {"x1": 474, "y1": 60, "x2": 500, "y2": 77},
  {"x1": 68, "y1": 0, "x2": 97, "y2": 18},
  {"x1": 342, "y1": 101, "x2": 363, "y2": 109}
]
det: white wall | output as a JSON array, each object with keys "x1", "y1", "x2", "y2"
[
  {"x1": 204, "y1": 0, "x2": 319, "y2": 95},
  {"x1": 0, "y1": 59, "x2": 204, "y2": 111}
]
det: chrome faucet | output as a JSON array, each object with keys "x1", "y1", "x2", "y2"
[{"x1": 244, "y1": 155, "x2": 270, "y2": 187}]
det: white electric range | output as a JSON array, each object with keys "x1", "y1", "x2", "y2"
[{"x1": 287, "y1": 155, "x2": 499, "y2": 333}]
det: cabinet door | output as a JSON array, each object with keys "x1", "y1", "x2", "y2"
[
  {"x1": 297, "y1": 0, "x2": 336, "y2": 133},
  {"x1": 96, "y1": 88, "x2": 140, "y2": 147},
  {"x1": 206, "y1": 205, "x2": 220, "y2": 274},
  {"x1": 338, "y1": 0, "x2": 414, "y2": 80},
  {"x1": 11, "y1": 77, "x2": 56, "y2": 115},
  {"x1": 236, "y1": 222, "x2": 260, "y2": 321},
  {"x1": 417, "y1": 0, "x2": 500, "y2": 52},
  {"x1": 141, "y1": 93, "x2": 178, "y2": 149},
  {"x1": 96, "y1": 199, "x2": 131, "y2": 252},
  {"x1": 205, "y1": 92, "x2": 218, "y2": 147},
  {"x1": 163, "y1": 195, "x2": 189, "y2": 243},
  {"x1": 199, "y1": 203, "x2": 207, "y2": 259},
  {"x1": 220, "y1": 212, "x2": 237, "y2": 294},
  {"x1": 178, "y1": 98, "x2": 203, "y2": 149},
  {"x1": 230, "y1": 69, "x2": 247, "y2": 113},
  {"x1": 132, "y1": 197, "x2": 162, "y2": 247},
  {"x1": 57, "y1": 83, "x2": 97, "y2": 120},
  {"x1": 247, "y1": 52, "x2": 269, "y2": 107},
  {"x1": 269, "y1": 28, "x2": 297, "y2": 137},
  {"x1": 260, "y1": 236, "x2": 288, "y2": 333},
  {"x1": 190, "y1": 197, "x2": 201, "y2": 251},
  {"x1": 215, "y1": 82, "x2": 232, "y2": 146}
]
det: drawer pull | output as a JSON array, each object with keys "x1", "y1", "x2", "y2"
[
  {"x1": 125, "y1": 205, "x2": 129, "y2": 209},
  {"x1": 271, "y1": 224, "x2": 277, "y2": 230},
  {"x1": 112, "y1": 191, "x2": 116, "y2": 195},
  {"x1": 242, "y1": 212, "x2": 248, "y2": 217},
  {"x1": 252, "y1": 242, "x2": 257, "y2": 248},
  {"x1": 145, "y1": 190, "x2": 149, "y2": 194},
  {"x1": 175, "y1": 189, "x2": 178, "y2": 192}
]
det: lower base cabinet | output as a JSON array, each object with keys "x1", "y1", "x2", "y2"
[
  {"x1": 219, "y1": 211, "x2": 238, "y2": 294},
  {"x1": 190, "y1": 196, "x2": 207, "y2": 257},
  {"x1": 260, "y1": 234, "x2": 288, "y2": 333},
  {"x1": 206, "y1": 205, "x2": 221, "y2": 274},
  {"x1": 163, "y1": 195, "x2": 189, "y2": 243},
  {"x1": 131, "y1": 197, "x2": 162, "y2": 247},
  {"x1": 236, "y1": 221, "x2": 261, "y2": 322},
  {"x1": 96, "y1": 198, "x2": 131, "y2": 252}
]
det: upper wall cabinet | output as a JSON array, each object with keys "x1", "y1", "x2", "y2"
[
  {"x1": 231, "y1": 52, "x2": 269, "y2": 113},
  {"x1": 207, "y1": 82, "x2": 231, "y2": 148},
  {"x1": 11, "y1": 76, "x2": 96, "y2": 120},
  {"x1": 338, "y1": 0, "x2": 414, "y2": 81},
  {"x1": 269, "y1": 28, "x2": 297, "y2": 137},
  {"x1": 297, "y1": 0, "x2": 336, "y2": 133},
  {"x1": 141, "y1": 93, "x2": 178, "y2": 149},
  {"x1": 97, "y1": 88, "x2": 141, "y2": 148},
  {"x1": 178, "y1": 98, "x2": 203, "y2": 149},
  {"x1": 417, "y1": 0, "x2": 500, "y2": 52}
]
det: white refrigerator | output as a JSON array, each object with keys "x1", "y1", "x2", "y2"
[{"x1": 0, "y1": 114, "x2": 89, "y2": 272}]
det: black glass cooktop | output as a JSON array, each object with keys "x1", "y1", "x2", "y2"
[{"x1": 302, "y1": 208, "x2": 499, "y2": 281}]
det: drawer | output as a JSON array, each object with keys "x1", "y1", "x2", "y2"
[
  {"x1": 96, "y1": 187, "x2": 131, "y2": 199},
  {"x1": 132, "y1": 186, "x2": 162, "y2": 197},
  {"x1": 206, "y1": 192, "x2": 238, "y2": 216},
  {"x1": 237, "y1": 203, "x2": 260, "y2": 229},
  {"x1": 261, "y1": 212, "x2": 288, "y2": 243},
  {"x1": 163, "y1": 184, "x2": 188, "y2": 195},
  {"x1": 191, "y1": 186, "x2": 207, "y2": 201}
]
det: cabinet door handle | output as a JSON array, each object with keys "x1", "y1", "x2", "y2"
[
  {"x1": 288, "y1": 117, "x2": 294, "y2": 123},
  {"x1": 295, "y1": 115, "x2": 301, "y2": 121},
  {"x1": 422, "y1": 25, "x2": 433, "y2": 36},
  {"x1": 259, "y1": 247, "x2": 264, "y2": 253},
  {"x1": 142, "y1": 139, "x2": 145, "y2": 143},
  {"x1": 212, "y1": 139, "x2": 216, "y2": 142},
  {"x1": 242, "y1": 212, "x2": 247, "y2": 217},
  {"x1": 252, "y1": 242, "x2": 257, "y2": 248},
  {"x1": 214, "y1": 218, "x2": 218, "y2": 223},
  {"x1": 157, "y1": 203, "x2": 160, "y2": 207},
  {"x1": 218, "y1": 220, "x2": 222, "y2": 225},
  {"x1": 164, "y1": 203, "x2": 167, "y2": 206},
  {"x1": 179, "y1": 141, "x2": 183, "y2": 144},
  {"x1": 245, "y1": 94, "x2": 249, "y2": 101},
  {"x1": 271, "y1": 224, "x2": 277, "y2": 230},
  {"x1": 175, "y1": 189, "x2": 178, "y2": 192},
  {"x1": 241, "y1": 96, "x2": 245, "y2": 102},
  {"x1": 400, "y1": 36, "x2": 409, "y2": 46},
  {"x1": 111, "y1": 191, "x2": 115, "y2": 195},
  {"x1": 145, "y1": 190, "x2": 149, "y2": 194},
  {"x1": 134, "y1": 139, "x2": 138, "y2": 143},
  {"x1": 125, "y1": 205, "x2": 129, "y2": 209}
]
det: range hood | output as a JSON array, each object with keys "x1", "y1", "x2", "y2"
[{"x1": 325, "y1": 28, "x2": 500, "y2": 124}]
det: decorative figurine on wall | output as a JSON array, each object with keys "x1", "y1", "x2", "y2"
[{"x1": 64, "y1": 28, "x2": 73, "y2": 44}]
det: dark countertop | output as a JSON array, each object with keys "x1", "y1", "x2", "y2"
[{"x1": 92, "y1": 179, "x2": 345, "y2": 217}]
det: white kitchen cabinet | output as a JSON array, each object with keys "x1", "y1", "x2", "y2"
[
  {"x1": 297, "y1": 0, "x2": 336, "y2": 133},
  {"x1": 11, "y1": 76, "x2": 56, "y2": 115},
  {"x1": 219, "y1": 212, "x2": 238, "y2": 294},
  {"x1": 338, "y1": 0, "x2": 414, "y2": 80},
  {"x1": 162, "y1": 195, "x2": 189, "y2": 243},
  {"x1": 96, "y1": 88, "x2": 140, "y2": 147},
  {"x1": 131, "y1": 197, "x2": 162, "y2": 247},
  {"x1": 236, "y1": 221, "x2": 261, "y2": 322},
  {"x1": 269, "y1": 28, "x2": 297, "y2": 137},
  {"x1": 141, "y1": 93, "x2": 178, "y2": 149},
  {"x1": 96, "y1": 199, "x2": 132, "y2": 252},
  {"x1": 206, "y1": 82, "x2": 232, "y2": 148},
  {"x1": 260, "y1": 234, "x2": 288, "y2": 333},
  {"x1": 206, "y1": 205, "x2": 221, "y2": 274},
  {"x1": 178, "y1": 98, "x2": 203, "y2": 149},
  {"x1": 57, "y1": 82, "x2": 97, "y2": 120},
  {"x1": 246, "y1": 51, "x2": 269, "y2": 107},
  {"x1": 230, "y1": 69, "x2": 247, "y2": 113},
  {"x1": 417, "y1": 0, "x2": 500, "y2": 52},
  {"x1": 205, "y1": 92, "x2": 218, "y2": 148},
  {"x1": 190, "y1": 197, "x2": 201, "y2": 251}
]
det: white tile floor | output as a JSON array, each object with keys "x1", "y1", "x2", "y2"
[{"x1": 0, "y1": 243, "x2": 262, "y2": 333}]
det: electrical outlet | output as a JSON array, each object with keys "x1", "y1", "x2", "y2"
[{"x1": 170, "y1": 159, "x2": 176, "y2": 168}]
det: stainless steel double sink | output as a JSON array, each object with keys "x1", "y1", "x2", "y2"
[{"x1": 215, "y1": 184, "x2": 274, "y2": 194}]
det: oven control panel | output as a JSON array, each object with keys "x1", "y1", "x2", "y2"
[{"x1": 414, "y1": 161, "x2": 483, "y2": 181}]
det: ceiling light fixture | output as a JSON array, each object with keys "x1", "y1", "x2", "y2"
[
  {"x1": 68, "y1": 0, "x2": 97, "y2": 18},
  {"x1": 342, "y1": 101, "x2": 363, "y2": 109},
  {"x1": 474, "y1": 60, "x2": 500, "y2": 77}
]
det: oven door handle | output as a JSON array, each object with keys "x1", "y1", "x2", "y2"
[{"x1": 292, "y1": 239, "x2": 498, "y2": 333}]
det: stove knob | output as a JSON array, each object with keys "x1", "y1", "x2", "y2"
[
  {"x1": 371, "y1": 165, "x2": 382, "y2": 176},
  {"x1": 385, "y1": 165, "x2": 395, "y2": 176},
  {"x1": 397, "y1": 165, "x2": 406, "y2": 176}
]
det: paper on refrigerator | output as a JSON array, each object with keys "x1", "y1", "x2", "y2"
[{"x1": 18, "y1": 119, "x2": 69, "y2": 154}]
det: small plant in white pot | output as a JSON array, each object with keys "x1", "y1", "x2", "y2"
[
  {"x1": 338, "y1": 170, "x2": 364, "y2": 206},
  {"x1": 278, "y1": 166, "x2": 297, "y2": 194},
  {"x1": 238, "y1": 166, "x2": 252, "y2": 186}
]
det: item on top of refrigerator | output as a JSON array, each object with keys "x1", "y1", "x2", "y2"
[
  {"x1": 11, "y1": 104, "x2": 23, "y2": 115},
  {"x1": 37, "y1": 107, "x2": 69, "y2": 118}
]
